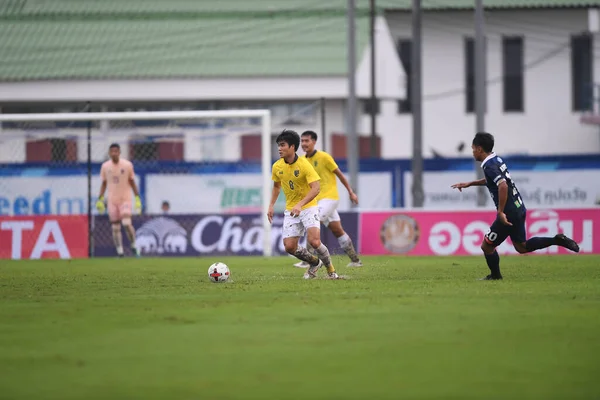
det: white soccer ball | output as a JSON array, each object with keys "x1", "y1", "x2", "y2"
[{"x1": 208, "y1": 262, "x2": 230, "y2": 283}]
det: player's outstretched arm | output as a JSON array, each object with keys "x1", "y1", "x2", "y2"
[
  {"x1": 128, "y1": 173, "x2": 142, "y2": 213},
  {"x1": 451, "y1": 178, "x2": 486, "y2": 191},
  {"x1": 333, "y1": 168, "x2": 358, "y2": 204},
  {"x1": 129, "y1": 176, "x2": 140, "y2": 197},
  {"x1": 267, "y1": 182, "x2": 281, "y2": 224},
  {"x1": 98, "y1": 165, "x2": 108, "y2": 199},
  {"x1": 98, "y1": 180, "x2": 107, "y2": 199},
  {"x1": 96, "y1": 177, "x2": 107, "y2": 213},
  {"x1": 496, "y1": 180, "x2": 512, "y2": 226},
  {"x1": 291, "y1": 181, "x2": 320, "y2": 217},
  {"x1": 298, "y1": 181, "x2": 320, "y2": 208}
]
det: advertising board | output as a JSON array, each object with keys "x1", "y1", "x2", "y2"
[
  {"x1": 93, "y1": 212, "x2": 359, "y2": 257},
  {"x1": 0, "y1": 215, "x2": 88, "y2": 259},
  {"x1": 360, "y1": 209, "x2": 599, "y2": 256}
]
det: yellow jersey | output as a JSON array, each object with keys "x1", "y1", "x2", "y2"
[
  {"x1": 272, "y1": 155, "x2": 320, "y2": 211},
  {"x1": 304, "y1": 150, "x2": 339, "y2": 201}
]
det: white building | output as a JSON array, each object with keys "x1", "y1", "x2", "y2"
[
  {"x1": 0, "y1": 0, "x2": 599, "y2": 162},
  {"x1": 382, "y1": 3, "x2": 600, "y2": 158}
]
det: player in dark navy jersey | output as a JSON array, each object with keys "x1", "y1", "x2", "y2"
[
  {"x1": 482, "y1": 152, "x2": 525, "y2": 218},
  {"x1": 452, "y1": 132, "x2": 580, "y2": 280}
]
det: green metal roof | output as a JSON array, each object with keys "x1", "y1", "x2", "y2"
[
  {"x1": 382, "y1": 0, "x2": 600, "y2": 10},
  {"x1": 0, "y1": 1, "x2": 369, "y2": 81},
  {"x1": 0, "y1": 0, "x2": 597, "y2": 81},
  {"x1": 1, "y1": 0, "x2": 365, "y2": 15},
  {"x1": 2, "y1": 0, "x2": 596, "y2": 15}
]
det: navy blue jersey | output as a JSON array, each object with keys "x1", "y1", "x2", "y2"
[{"x1": 481, "y1": 154, "x2": 526, "y2": 215}]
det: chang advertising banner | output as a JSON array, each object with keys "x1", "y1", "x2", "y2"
[
  {"x1": 403, "y1": 170, "x2": 600, "y2": 209},
  {"x1": 359, "y1": 208, "x2": 600, "y2": 256},
  {"x1": 93, "y1": 212, "x2": 359, "y2": 257},
  {"x1": 145, "y1": 172, "x2": 392, "y2": 214},
  {"x1": 0, "y1": 215, "x2": 89, "y2": 259}
]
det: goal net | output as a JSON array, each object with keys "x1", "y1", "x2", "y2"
[{"x1": 0, "y1": 109, "x2": 285, "y2": 259}]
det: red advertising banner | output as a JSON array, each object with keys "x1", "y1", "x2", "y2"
[
  {"x1": 359, "y1": 209, "x2": 600, "y2": 256},
  {"x1": 0, "y1": 216, "x2": 88, "y2": 260}
]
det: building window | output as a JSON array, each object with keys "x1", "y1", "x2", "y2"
[
  {"x1": 503, "y1": 36, "x2": 524, "y2": 112},
  {"x1": 571, "y1": 34, "x2": 593, "y2": 112},
  {"x1": 464, "y1": 38, "x2": 475, "y2": 113},
  {"x1": 26, "y1": 138, "x2": 77, "y2": 163},
  {"x1": 397, "y1": 39, "x2": 412, "y2": 114},
  {"x1": 464, "y1": 37, "x2": 487, "y2": 114},
  {"x1": 130, "y1": 139, "x2": 157, "y2": 161},
  {"x1": 51, "y1": 139, "x2": 68, "y2": 162}
]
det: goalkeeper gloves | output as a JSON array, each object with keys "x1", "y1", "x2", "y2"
[
  {"x1": 96, "y1": 196, "x2": 106, "y2": 213},
  {"x1": 134, "y1": 195, "x2": 142, "y2": 213}
]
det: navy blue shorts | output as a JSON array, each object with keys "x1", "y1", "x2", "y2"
[{"x1": 484, "y1": 211, "x2": 527, "y2": 247}]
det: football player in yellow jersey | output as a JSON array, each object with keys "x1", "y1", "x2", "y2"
[
  {"x1": 292, "y1": 130, "x2": 362, "y2": 269},
  {"x1": 267, "y1": 129, "x2": 340, "y2": 279}
]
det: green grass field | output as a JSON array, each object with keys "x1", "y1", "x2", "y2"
[{"x1": 1, "y1": 254, "x2": 600, "y2": 400}]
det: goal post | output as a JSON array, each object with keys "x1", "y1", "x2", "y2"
[{"x1": 0, "y1": 109, "x2": 274, "y2": 257}]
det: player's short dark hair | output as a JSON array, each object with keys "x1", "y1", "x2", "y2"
[
  {"x1": 472, "y1": 132, "x2": 494, "y2": 153},
  {"x1": 109, "y1": 143, "x2": 120, "y2": 150},
  {"x1": 301, "y1": 130, "x2": 318, "y2": 141},
  {"x1": 276, "y1": 129, "x2": 300, "y2": 152}
]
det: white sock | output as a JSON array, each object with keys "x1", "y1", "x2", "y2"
[
  {"x1": 124, "y1": 225, "x2": 136, "y2": 247},
  {"x1": 338, "y1": 233, "x2": 360, "y2": 262},
  {"x1": 314, "y1": 244, "x2": 334, "y2": 272},
  {"x1": 112, "y1": 224, "x2": 123, "y2": 255}
]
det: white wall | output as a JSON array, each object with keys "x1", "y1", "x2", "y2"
[
  {"x1": 0, "y1": 78, "x2": 351, "y2": 102},
  {"x1": 379, "y1": 9, "x2": 600, "y2": 158}
]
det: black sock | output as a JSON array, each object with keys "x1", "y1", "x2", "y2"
[
  {"x1": 484, "y1": 251, "x2": 501, "y2": 277},
  {"x1": 525, "y1": 237, "x2": 556, "y2": 252}
]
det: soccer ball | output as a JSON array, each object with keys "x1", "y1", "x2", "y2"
[{"x1": 208, "y1": 262, "x2": 230, "y2": 283}]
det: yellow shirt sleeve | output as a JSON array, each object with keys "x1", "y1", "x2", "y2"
[
  {"x1": 304, "y1": 159, "x2": 320, "y2": 184},
  {"x1": 271, "y1": 163, "x2": 280, "y2": 182},
  {"x1": 325, "y1": 153, "x2": 339, "y2": 172}
]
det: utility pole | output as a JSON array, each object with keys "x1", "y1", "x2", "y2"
[
  {"x1": 369, "y1": 0, "x2": 378, "y2": 157},
  {"x1": 474, "y1": 0, "x2": 487, "y2": 207},
  {"x1": 411, "y1": 0, "x2": 424, "y2": 207},
  {"x1": 347, "y1": 0, "x2": 359, "y2": 201}
]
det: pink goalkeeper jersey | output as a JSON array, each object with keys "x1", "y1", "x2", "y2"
[{"x1": 100, "y1": 158, "x2": 135, "y2": 204}]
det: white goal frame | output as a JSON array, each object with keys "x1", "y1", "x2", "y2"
[{"x1": 0, "y1": 109, "x2": 274, "y2": 257}]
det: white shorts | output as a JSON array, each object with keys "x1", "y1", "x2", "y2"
[
  {"x1": 318, "y1": 199, "x2": 341, "y2": 227},
  {"x1": 282, "y1": 206, "x2": 320, "y2": 239}
]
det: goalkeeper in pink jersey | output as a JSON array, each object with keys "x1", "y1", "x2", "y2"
[{"x1": 96, "y1": 143, "x2": 142, "y2": 257}]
